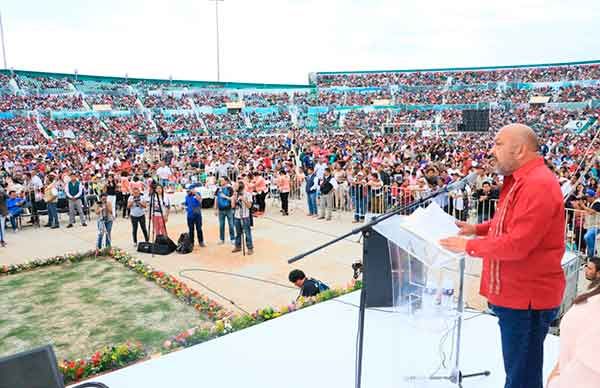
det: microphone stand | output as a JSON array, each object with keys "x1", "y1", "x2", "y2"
[{"x1": 288, "y1": 177, "x2": 488, "y2": 388}]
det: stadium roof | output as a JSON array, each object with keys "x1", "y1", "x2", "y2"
[
  {"x1": 315, "y1": 59, "x2": 600, "y2": 75},
  {"x1": 0, "y1": 69, "x2": 314, "y2": 90}
]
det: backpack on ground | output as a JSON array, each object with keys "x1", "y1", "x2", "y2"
[{"x1": 176, "y1": 233, "x2": 193, "y2": 254}]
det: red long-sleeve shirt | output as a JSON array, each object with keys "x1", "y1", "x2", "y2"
[{"x1": 465, "y1": 157, "x2": 566, "y2": 310}]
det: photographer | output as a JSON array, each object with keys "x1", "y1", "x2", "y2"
[
  {"x1": 232, "y1": 181, "x2": 253, "y2": 255},
  {"x1": 127, "y1": 187, "x2": 149, "y2": 247},
  {"x1": 185, "y1": 186, "x2": 206, "y2": 248},
  {"x1": 43, "y1": 174, "x2": 59, "y2": 229},
  {"x1": 215, "y1": 177, "x2": 235, "y2": 245},
  {"x1": 95, "y1": 193, "x2": 113, "y2": 250},
  {"x1": 318, "y1": 167, "x2": 337, "y2": 220}
]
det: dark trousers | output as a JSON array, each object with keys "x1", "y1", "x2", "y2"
[
  {"x1": 121, "y1": 193, "x2": 130, "y2": 217},
  {"x1": 280, "y1": 192, "x2": 289, "y2": 215},
  {"x1": 187, "y1": 215, "x2": 204, "y2": 246},
  {"x1": 130, "y1": 215, "x2": 149, "y2": 244},
  {"x1": 256, "y1": 192, "x2": 267, "y2": 212},
  {"x1": 490, "y1": 304, "x2": 559, "y2": 388},
  {"x1": 234, "y1": 217, "x2": 253, "y2": 249}
]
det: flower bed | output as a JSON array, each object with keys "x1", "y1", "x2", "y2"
[
  {"x1": 59, "y1": 342, "x2": 145, "y2": 385},
  {"x1": 162, "y1": 281, "x2": 363, "y2": 351},
  {"x1": 1, "y1": 248, "x2": 361, "y2": 385}
]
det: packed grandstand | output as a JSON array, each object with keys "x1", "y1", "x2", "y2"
[{"x1": 0, "y1": 60, "x2": 599, "y2": 141}]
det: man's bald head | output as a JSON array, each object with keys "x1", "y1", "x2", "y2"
[
  {"x1": 499, "y1": 124, "x2": 539, "y2": 152},
  {"x1": 492, "y1": 124, "x2": 540, "y2": 175}
]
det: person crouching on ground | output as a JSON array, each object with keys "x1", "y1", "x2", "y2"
[
  {"x1": 232, "y1": 181, "x2": 253, "y2": 255},
  {"x1": 288, "y1": 269, "x2": 329, "y2": 299}
]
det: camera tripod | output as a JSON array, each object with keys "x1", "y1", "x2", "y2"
[{"x1": 148, "y1": 185, "x2": 169, "y2": 257}]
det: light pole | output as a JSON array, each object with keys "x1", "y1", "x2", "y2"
[
  {"x1": 208, "y1": 0, "x2": 224, "y2": 81},
  {"x1": 0, "y1": 11, "x2": 8, "y2": 69}
]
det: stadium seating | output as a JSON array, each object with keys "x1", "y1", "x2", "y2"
[{"x1": 0, "y1": 61, "x2": 599, "y2": 139}]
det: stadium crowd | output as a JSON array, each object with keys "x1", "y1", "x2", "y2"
[
  {"x1": 1, "y1": 62, "x2": 600, "y2": 254},
  {"x1": 315, "y1": 63, "x2": 600, "y2": 87}
]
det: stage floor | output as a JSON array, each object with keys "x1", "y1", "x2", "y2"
[{"x1": 72, "y1": 291, "x2": 560, "y2": 388}]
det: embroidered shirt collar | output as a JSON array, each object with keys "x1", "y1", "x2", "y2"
[{"x1": 511, "y1": 156, "x2": 545, "y2": 182}]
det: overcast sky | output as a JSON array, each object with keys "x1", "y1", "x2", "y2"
[{"x1": 2, "y1": 0, "x2": 599, "y2": 84}]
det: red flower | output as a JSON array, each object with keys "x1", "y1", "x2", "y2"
[
  {"x1": 91, "y1": 351, "x2": 101, "y2": 365},
  {"x1": 76, "y1": 367, "x2": 85, "y2": 378}
]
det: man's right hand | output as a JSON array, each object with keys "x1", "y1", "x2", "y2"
[{"x1": 456, "y1": 220, "x2": 477, "y2": 236}]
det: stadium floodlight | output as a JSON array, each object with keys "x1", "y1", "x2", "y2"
[
  {"x1": 208, "y1": 0, "x2": 224, "y2": 82},
  {"x1": 74, "y1": 69, "x2": 78, "y2": 82}
]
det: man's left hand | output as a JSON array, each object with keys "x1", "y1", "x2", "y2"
[{"x1": 439, "y1": 237, "x2": 468, "y2": 253}]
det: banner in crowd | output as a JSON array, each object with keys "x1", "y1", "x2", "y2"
[
  {"x1": 92, "y1": 104, "x2": 112, "y2": 111},
  {"x1": 53, "y1": 130, "x2": 76, "y2": 139},
  {"x1": 241, "y1": 106, "x2": 279, "y2": 115}
]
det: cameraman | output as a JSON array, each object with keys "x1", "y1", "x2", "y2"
[
  {"x1": 95, "y1": 193, "x2": 114, "y2": 250},
  {"x1": 215, "y1": 177, "x2": 235, "y2": 245},
  {"x1": 232, "y1": 181, "x2": 253, "y2": 255},
  {"x1": 185, "y1": 186, "x2": 206, "y2": 248},
  {"x1": 128, "y1": 187, "x2": 149, "y2": 247}
]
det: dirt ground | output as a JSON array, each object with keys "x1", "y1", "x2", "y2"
[{"x1": 1, "y1": 199, "x2": 489, "y2": 313}]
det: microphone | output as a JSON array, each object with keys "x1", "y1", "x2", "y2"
[{"x1": 446, "y1": 171, "x2": 478, "y2": 191}]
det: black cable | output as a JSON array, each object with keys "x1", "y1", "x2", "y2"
[
  {"x1": 180, "y1": 267, "x2": 489, "y2": 317},
  {"x1": 180, "y1": 268, "x2": 297, "y2": 290},
  {"x1": 260, "y1": 215, "x2": 361, "y2": 244},
  {"x1": 180, "y1": 268, "x2": 400, "y2": 315},
  {"x1": 178, "y1": 270, "x2": 251, "y2": 315}
]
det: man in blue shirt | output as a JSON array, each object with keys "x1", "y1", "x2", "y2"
[
  {"x1": 6, "y1": 191, "x2": 25, "y2": 232},
  {"x1": 215, "y1": 177, "x2": 235, "y2": 245},
  {"x1": 305, "y1": 166, "x2": 318, "y2": 216},
  {"x1": 185, "y1": 187, "x2": 206, "y2": 248}
]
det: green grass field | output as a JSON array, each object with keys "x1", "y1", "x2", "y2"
[{"x1": 0, "y1": 258, "x2": 207, "y2": 360}]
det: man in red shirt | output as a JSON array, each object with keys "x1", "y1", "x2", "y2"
[{"x1": 441, "y1": 124, "x2": 565, "y2": 388}]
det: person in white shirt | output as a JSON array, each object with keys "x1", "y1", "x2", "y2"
[
  {"x1": 315, "y1": 160, "x2": 327, "y2": 180},
  {"x1": 318, "y1": 167, "x2": 338, "y2": 221},
  {"x1": 156, "y1": 160, "x2": 172, "y2": 187}
]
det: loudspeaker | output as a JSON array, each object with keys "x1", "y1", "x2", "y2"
[
  {"x1": 461, "y1": 109, "x2": 489, "y2": 132},
  {"x1": 363, "y1": 229, "x2": 394, "y2": 308},
  {"x1": 0, "y1": 345, "x2": 63, "y2": 388}
]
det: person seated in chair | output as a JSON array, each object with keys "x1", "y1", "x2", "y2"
[{"x1": 6, "y1": 190, "x2": 25, "y2": 231}]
